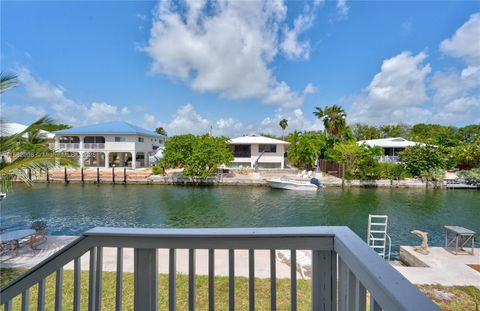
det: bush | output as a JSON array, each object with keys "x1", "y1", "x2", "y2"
[
  {"x1": 378, "y1": 163, "x2": 408, "y2": 180},
  {"x1": 236, "y1": 166, "x2": 251, "y2": 175},
  {"x1": 398, "y1": 145, "x2": 447, "y2": 177},
  {"x1": 420, "y1": 167, "x2": 445, "y2": 181},
  {"x1": 151, "y1": 166, "x2": 162, "y2": 175},
  {"x1": 458, "y1": 168, "x2": 480, "y2": 184}
]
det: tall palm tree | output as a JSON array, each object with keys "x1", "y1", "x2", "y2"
[
  {"x1": 279, "y1": 118, "x2": 288, "y2": 140},
  {"x1": 0, "y1": 73, "x2": 77, "y2": 193},
  {"x1": 313, "y1": 105, "x2": 347, "y2": 143}
]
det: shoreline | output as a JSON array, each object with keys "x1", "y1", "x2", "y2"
[{"x1": 25, "y1": 176, "x2": 459, "y2": 189}]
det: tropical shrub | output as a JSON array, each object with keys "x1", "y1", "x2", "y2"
[
  {"x1": 398, "y1": 145, "x2": 447, "y2": 177},
  {"x1": 151, "y1": 165, "x2": 162, "y2": 175},
  {"x1": 458, "y1": 168, "x2": 480, "y2": 184},
  {"x1": 161, "y1": 134, "x2": 233, "y2": 178},
  {"x1": 420, "y1": 167, "x2": 445, "y2": 181},
  {"x1": 328, "y1": 142, "x2": 382, "y2": 180},
  {"x1": 287, "y1": 131, "x2": 326, "y2": 169},
  {"x1": 378, "y1": 163, "x2": 409, "y2": 180}
]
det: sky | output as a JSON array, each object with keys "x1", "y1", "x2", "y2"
[{"x1": 1, "y1": 0, "x2": 479, "y2": 137}]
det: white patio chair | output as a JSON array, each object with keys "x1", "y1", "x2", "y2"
[{"x1": 275, "y1": 249, "x2": 311, "y2": 279}]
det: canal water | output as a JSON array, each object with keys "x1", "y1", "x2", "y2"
[{"x1": 1, "y1": 183, "x2": 478, "y2": 258}]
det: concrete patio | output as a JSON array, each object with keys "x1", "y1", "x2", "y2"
[{"x1": 395, "y1": 246, "x2": 480, "y2": 286}]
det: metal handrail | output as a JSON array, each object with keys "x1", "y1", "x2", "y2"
[{"x1": 0, "y1": 226, "x2": 439, "y2": 310}]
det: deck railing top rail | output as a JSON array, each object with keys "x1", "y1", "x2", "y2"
[{"x1": 0, "y1": 226, "x2": 439, "y2": 311}]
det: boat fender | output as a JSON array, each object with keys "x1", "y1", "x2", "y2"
[{"x1": 310, "y1": 178, "x2": 320, "y2": 186}]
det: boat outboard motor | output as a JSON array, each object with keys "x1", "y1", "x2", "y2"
[{"x1": 310, "y1": 178, "x2": 320, "y2": 186}]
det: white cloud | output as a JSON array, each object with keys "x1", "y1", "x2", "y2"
[
  {"x1": 23, "y1": 105, "x2": 46, "y2": 117},
  {"x1": 303, "y1": 83, "x2": 317, "y2": 94},
  {"x1": 167, "y1": 104, "x2": 210, "y2": 135},
  {"x1": 14, "y1": 67, "x2": 131, "y2": 125},
  {"x1": 259, "y1": 108, "x2": 323, "y2": 135},
  {"x1": 336, "y1": 0, "x2": 349, "y2": 18},
  {"x1": 141, "y1": 0, "x2": 315, "y2": 108},
  {"x1": 440, "y1": 12, "x2": 480, "y2": 65},
  {"x1": 280, "y1": 1, "x2": 320, "y2": 60},
  {"x1": 16, "y1": 66, "x2": 78, "y2": 113},
  {"x1": 349, "y1": 51, "x2": 432, "y2": 124},
  {"x1": 430, "y1": 13, "x2": 480, "y2": 124}
]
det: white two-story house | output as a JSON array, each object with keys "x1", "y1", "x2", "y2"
[
  {"x1": 51, "y1": 121, "x2": 165, "y2": 169},
  {"x1": 228, "y1": 135, "x2": 290, "y2": 169}
]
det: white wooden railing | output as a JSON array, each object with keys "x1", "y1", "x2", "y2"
[
  {"x1": 0, "y1": 227, "x2": 439, "y2": 311},
  {"x1": 375, "y1": 156, "x2": 399, "y2": 163}
]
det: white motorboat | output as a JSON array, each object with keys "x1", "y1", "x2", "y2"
[
  {"x1": 266, "y1": 177, "x2": 323, "y2": 191},
  {"x1": 0, "y1": 192, "x2": 6, "y2": 200}
]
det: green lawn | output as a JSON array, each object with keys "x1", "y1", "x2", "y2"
[
  {"x1": 0, "y1": 269, "x2": 311, "y2": 310},
  {"x1": 1, "y1": 268, "x2": 479, "y2": 310}
]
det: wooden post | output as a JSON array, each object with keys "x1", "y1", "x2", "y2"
[
  {"x1": 28, "y1": 169, "x2": 32, "y2": 180},
  {"x1": 46, "y1": 168, "x2": 50, "y2": 183},
  {"x1": 112, "y1": 167, "x2": 115, "y2": 184},
  {"x1": 123, "y1": 167, "x2": 127, "y2": 184},
  {"x1": 97, "y1": 168, "x2": 100, "y2": 184},
  {"x1": 81, "y1": 168, "x2": 84, "y2": 184},
  {"x1": 64, "y1": 167, "x2": 69, "y2": 183}
]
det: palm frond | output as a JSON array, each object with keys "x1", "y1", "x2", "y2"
[
  {"x1": 0, "y1": 72, "x2": 18, "y2": 93},
  {"x1": 0, "y1": 154, "x2": 78, "y2": 193}
]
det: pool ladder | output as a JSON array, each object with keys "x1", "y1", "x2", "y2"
[{"x1": 367, "y1": 215, "x2": 391, "y2": 260}]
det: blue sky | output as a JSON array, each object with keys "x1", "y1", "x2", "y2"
[{"x1": 1, "y1": 0, "x2": 479, "y2": 136}]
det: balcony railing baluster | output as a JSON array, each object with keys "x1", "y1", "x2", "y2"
[
  {"x1": 21, "y1": 289, "x2": 29, "y2": 311},
  {"x1": 169, "y1": 248, "x2": 176, "y2": 311},
  {"x1": 73, "y1": 258, "x2": 81, "y2": 311},
  {"x1": 188, "y1": 249, "x2": 196, "y2": 311},
  {"x1": 88, "y1": 247, "x2": 97, "y2": 311},
  {"x1": 55, "y1": 268, "x2": 63, "y2": 311},
  {"x1": 290, "y1": 250, "x2": 297, "y2": 311},
  {"x1": 95, "y1": 247, "x2": 103, "y2": 310},
  {"x1": 249, "y1": 249, "x2": 255, "y2": 311},
  {"x1": 269, "y1": 249, "x2": 276, "y2": 311},
  {"x1": 116, "y1": 248, "x2": 123, "y2": 311},
  {"x1": 208, "y1": 249, "x2": 215, "y2": 310},
  {"x1": 229, "y1": 249, "x2": 235, "y2": 311},
  {"x1": 38, "y1": 278, "x2": 46, "y2": 311}
]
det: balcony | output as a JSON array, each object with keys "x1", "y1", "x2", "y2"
[
  {"x1": 49, "y1": 143, "x2": 105, "y2": 150},
  {"x1": 84, "y1": 143, "x2": 105, "y2": 149},
  {"x1": 375, "y1": 156, "x2": 399, "y2": 163},
  {"x1": 0, "y1": 227, "x2": 438, "y2": 310}
]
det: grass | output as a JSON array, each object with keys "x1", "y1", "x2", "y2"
[
  {"x1": 0, "y1": 269, "x2": 311, "y2": 311},
  {"x1": 1, "y1": 268, "x2": 479, "y2": 310}
]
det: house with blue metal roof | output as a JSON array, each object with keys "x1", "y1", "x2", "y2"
[{"x1": 50, "y1": 121, "x2": 166, "y2": 168}]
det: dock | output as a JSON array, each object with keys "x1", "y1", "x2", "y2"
[{"x1": 394, "y1": 246, "x2": 480, "y2": 286}]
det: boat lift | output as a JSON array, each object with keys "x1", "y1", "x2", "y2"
[{"x1": 367, "y1": 214, "x2": 392, "y2": 260}]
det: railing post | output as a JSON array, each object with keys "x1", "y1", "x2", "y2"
[
  {"x1": 134, "y1": 248, "x2": 158, "y2": 311},
  {"x1": 312, "y1": 250, "x2": 336, "y2": 311}
]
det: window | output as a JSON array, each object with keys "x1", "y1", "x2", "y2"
[
  {"x1": 138, "y1": 137, "x2": 144, "y2": 142},
  {"x1": 84, "y1": 136, "x2": 105, "y2": 143},
  {"x1": 259, "y1": 144, "x2": 276, "y2": 153},
  {"x1": 59, "y1": 136, "x2": 80, "y2": 143},
  {"x1": 115, "y1": 137, "x2": 126, "y2": 142}
]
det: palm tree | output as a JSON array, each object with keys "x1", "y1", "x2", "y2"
[
  {"x1": 0, "y1": 73, "x2": 77, "y2": 193},
  {"x1": 0, "y1": 72, "x2": 18, "y2": 93},
  {"x1": 279, "y1": 118, "x2": 288, "y2": 140},
  {"x1": 313, "y1": 105, "x2": 347, "y2": 143}
]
